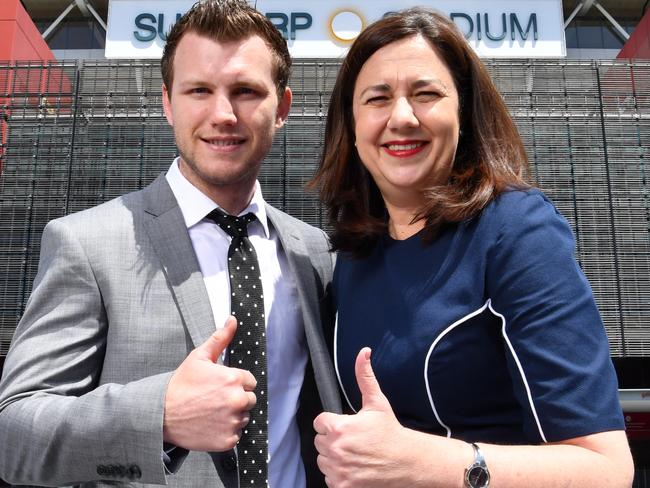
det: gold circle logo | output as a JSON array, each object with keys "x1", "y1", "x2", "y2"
[{"x1": 328, "y1": 8, "x2": 366, "y2": 44}]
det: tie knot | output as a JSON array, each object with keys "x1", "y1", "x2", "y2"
[{"x1": 208, "y1": 209, "x2": 256, "y2": 238}]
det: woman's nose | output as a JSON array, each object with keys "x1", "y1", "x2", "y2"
[{"x1": 387, "y1": 97, "x2": 418, "y2": 130}]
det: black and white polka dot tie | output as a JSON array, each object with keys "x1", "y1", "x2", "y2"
[{"x1": 208, "y1": 208, "x2": 268, "y2": 487}]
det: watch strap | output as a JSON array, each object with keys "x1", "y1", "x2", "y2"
[
  {"x1": 464, "y1": 442, "x2": 490, "y2": 488},
  {"x1": 472, "y1": 443, "x2": 485, "y2": 465}
]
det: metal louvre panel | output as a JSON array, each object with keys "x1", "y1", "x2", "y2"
[
  {"x1": 0, "y1": 61, "x2": 78, "y2": 356},
  {"x1": 0, "y1": 59, "x2": 649, "y2": 359},
  {"x1": 68, "y1": 61, "x2": 173, "y2": 215},
  {"x1": 265, "y1": 60, "x2": 340, "y2": 228},
  {"x1": 598, "y1": 62, "x2": 650, "y2": 358}
]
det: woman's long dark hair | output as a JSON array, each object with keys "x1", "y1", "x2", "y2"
[{"x1": 309, "y1": 8, "x2": 530, "y2": 257}]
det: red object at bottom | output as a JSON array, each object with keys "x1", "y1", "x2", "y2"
[{"x1": 624, "y1": 412, "x2": 650, "y2": 440}]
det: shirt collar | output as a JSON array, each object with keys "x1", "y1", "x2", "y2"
[{"x1": 165, "y1": 157, "x2": 270, "y2": 238}]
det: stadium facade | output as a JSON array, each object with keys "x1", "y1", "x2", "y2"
[{"x1": 1, "y1": 0, "x2": 650, "y2": 485}]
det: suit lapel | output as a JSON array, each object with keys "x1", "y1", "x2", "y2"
[
  {"x1": 142, "y1": 174, "x2": 216, "y2": 349},
  {"x1": 266, "y1": 205, "x2": 341, "y2": 414},
  {"x1": 142, "y1": 175, "x2": 256, "y2": 479},
  {"x1": 265, "y1": 205, "x2": 320, "y2": 325}
]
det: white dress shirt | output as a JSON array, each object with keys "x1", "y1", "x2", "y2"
[{"x1": 166, "y1": 159, "x2": 307, "y2": 488}]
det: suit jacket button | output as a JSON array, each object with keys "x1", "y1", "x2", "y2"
[
  {"x1": 128, "y1": 464, "x2": 142, "y2": 480},
  {"x1": 96, "y1": 465, "x2": 107, "y2": 476},
  {"x1": 221, "y1": 455, "x2": 237, "y2": 471}
]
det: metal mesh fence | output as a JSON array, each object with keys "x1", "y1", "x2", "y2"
[{"x1": 1, "y1": 59, "x2": 649, "y2": 359}]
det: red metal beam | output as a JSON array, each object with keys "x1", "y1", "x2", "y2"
[
  {"x1": 0, "y1": 0, "x2": 56, "y2": 62},
  {"x1": 0, "y1": 0, "x2": 70, "y2": 176},
  {"x1": 617, "y1": 8, "x2": 650, "y2": 60}
]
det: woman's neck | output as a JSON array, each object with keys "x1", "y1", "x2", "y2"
[{"x1": 386, "y1": 202, "x2": 425, "y2": 240}]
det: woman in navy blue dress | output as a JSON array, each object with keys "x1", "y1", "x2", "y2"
[{"x1": 310, "y1": 8, "x2": 633, "y2": 488}]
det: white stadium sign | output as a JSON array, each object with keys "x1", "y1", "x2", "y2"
[{"x1": 105, "y1": 0, "x2": 565, "y2": 58}]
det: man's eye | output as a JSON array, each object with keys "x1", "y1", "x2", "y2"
[
  {"x1": 191, "y1": 87, "x2": 209, "y2": 94},
  {"x1": 236, "y1": 87, "x2": 256, "y2": 96}
]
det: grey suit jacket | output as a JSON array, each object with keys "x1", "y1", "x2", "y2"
[{"x1": 0, "y1": 174, "x2": 342, "y2": 487}]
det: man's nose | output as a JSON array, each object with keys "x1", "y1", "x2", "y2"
[
  {"x1": 387, "y1": 97, "x2": 418, "y2": 130},
  {"x1": 210, "y1": 94, "x2": 237, "y2": 125}
]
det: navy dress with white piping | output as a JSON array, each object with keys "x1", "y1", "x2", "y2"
[{"x1": 334, "y1": 189, "x2": 624, "y2": 444}]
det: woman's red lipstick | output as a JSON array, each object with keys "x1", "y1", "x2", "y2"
[{"x1": 382, "y1": 140, "x2": 428, "y2": 157}]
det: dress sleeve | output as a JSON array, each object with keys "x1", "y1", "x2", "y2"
[{"x1": 485, "y1": 190, "x2": 624, "y2": 443}]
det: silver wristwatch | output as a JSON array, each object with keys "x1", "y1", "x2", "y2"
[{"x1": 464, "y1": 443, "x2": 490, "y2": 488}]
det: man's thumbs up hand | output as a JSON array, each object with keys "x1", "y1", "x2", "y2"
[
  {"x1": 194, "y1": 315, "x2": 238, "y2": 362},
  {"x1": 163, "y1": 316, "x2": 258, "y2": 452},
  {"x1": 313, "y1": 348, "x2": 407, "y2": 488}
]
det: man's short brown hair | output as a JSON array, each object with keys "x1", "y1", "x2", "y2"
[{"x1": 161, "y1": 0, "x2": 291, "y2": 98}]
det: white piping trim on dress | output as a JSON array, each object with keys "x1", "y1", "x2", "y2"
[
  {"x1": 334, "y1": 312, "x2": 358, "y2": 413},
  {"x1": 424, "y1": 300, "x2": 491, "y2": 438},
  {"x1": 489, "y1": 300, "x2": 547, "y2": 443}
]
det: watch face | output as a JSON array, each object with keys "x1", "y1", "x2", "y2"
[{"x1": 467, "y1": 465, "x2": 490, "y2": 487}]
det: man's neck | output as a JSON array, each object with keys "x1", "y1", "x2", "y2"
[
  {"x1": 177, "y1": 160, "x2": 257, "y2": 215},
  {"x1": 208, "y1": 188, "x2": 256, "y2": 215}
]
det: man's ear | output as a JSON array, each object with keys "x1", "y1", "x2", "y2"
[
  {"x1": 162, "y1": 83, "x2": 173, "y2": 127},
  {"x1": 275, "y1": 87, "x2": 292, "y2": 128}
]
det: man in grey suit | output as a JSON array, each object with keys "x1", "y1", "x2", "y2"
[{"x1": 0, "y1": 1, "x2": 341, "y2": 486}]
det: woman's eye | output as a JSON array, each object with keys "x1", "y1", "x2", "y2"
[
  {"x1": 414, "y1": 91, "x2": 441, "y2": 101},
  {"x1": 366, "y1": 96, "x2": 388, "y2": 104}
]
